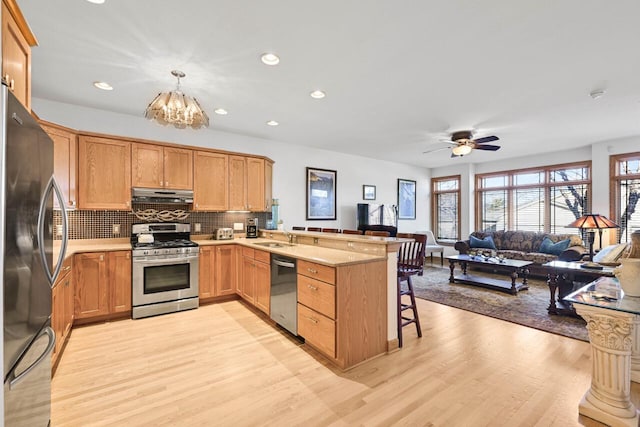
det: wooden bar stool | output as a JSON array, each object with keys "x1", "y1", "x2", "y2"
[
  {"x1": 292, "y1": 226, "x2": 305, "y2": 230},
  {"x1": 321, "y1": 228, "x2": 340, "y2": 233},
  {"x1": 342, "y1": 229, "x2": 363, "y2": 235},
  {"x1": 396, "y1": 234, "x2": 425, "y2": 347},
  {"x1": 307, "y1": 227, "x2": 321, "y2": 232}
]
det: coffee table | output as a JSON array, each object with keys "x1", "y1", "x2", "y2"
[{"x1": 446, "y1": 254, "x2": 532, "y2": 295}]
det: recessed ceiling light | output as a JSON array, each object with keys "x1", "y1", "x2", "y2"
[
  {"x1": 86, "y1": 0, "x2": 106, "y2": 4},
  {"x1": 310, "y1": 90, "x2": 326, "y2": 99},
  {"x1": 260, "y1": 53, "x2": 280, "y2": 66},
  {"x1": 93, "y1": 81, "x2": 113, "y2": 91},
  {"x1": 266, "y1": 120, "x2": 279, "y2": 126},
  {"x1": 214, "y1": 108, "x2": 228, "y2": 115}
]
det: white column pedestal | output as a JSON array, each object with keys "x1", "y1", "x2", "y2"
[{"x1": 574, "y1": 304, "x2": 639, "y2": 427}]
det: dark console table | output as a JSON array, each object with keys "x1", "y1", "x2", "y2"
[
  {"x1": 446, "y1": 255, "x2": 532, "y2": 295},
  {"x1": 543, "y1": 260, "x2": 616, "y2": 316}
]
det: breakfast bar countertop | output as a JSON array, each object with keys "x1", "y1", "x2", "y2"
[{"x1": 196, "y1": 237, "x2": 388, "y2": 267}]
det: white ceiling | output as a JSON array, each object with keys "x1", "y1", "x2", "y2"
[{"x1": 18, "y1": 0, "x2": 640, "y2": 168}]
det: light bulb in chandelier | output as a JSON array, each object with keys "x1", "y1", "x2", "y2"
[{"x1": 144, "y1": 70, "x2": 209, "y2": 129}]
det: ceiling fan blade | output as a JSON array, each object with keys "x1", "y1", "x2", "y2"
[
  {"x1": 473, "y1": 144, "x2": 501, "y2": 151},
  {"x1": 423, "y1": 147, "x2": 449, "y2": 154},
  {"x1": 472, "y1": 135, "x2": 499, "y2": 144}
]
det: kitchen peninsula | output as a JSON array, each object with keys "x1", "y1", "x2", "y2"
[{"x1": 54, "y1": 230, "x2": 406, "y2": 371}]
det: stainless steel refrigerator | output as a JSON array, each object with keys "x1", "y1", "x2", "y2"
[{"x1": 1, "y1": 86, "x2": 68, "y2": 426}]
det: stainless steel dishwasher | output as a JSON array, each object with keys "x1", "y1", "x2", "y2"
[{"x1": 270, "y1": 254, "x2": 297, "y2": 335}]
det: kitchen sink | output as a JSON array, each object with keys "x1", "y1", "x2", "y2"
[{"x1": 254, "y1": 242, "x2": 287, "y2": 248}]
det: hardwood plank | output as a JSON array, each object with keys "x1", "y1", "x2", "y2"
[{"x1": 53, "y1": 298, "x2": 609, "y2": 426}]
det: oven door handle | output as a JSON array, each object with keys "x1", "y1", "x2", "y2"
[{"x1": 134, "y1": 257, "x2": 196, "y2": 266}]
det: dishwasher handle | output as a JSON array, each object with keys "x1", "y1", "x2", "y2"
[{"x1": 273, "y1": 259, "x2": 296, "y2": 269}]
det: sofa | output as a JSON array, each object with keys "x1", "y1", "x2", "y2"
[{"x1": 454, "y1": 230, "x2": 587, "y2": 276}]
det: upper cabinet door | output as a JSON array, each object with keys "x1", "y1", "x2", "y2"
[
  {"x1": 42, "y1": 122, "x2": 77, "y2": 209},
  {"x1": 264, "y1": 160, "x2": 273, "y2": 211},
  {"x1": 246, "y1": 157, "x2": 265, "y2": 212},
  {"x1": 228, "y1": 155, "x2": 247, "y2": 211},
  {"x1": 78, "y1": 136, "x2": 131, "y2": 210},
  {"x1": 132, "y1": 143, "x2": 163, "y2": 188},
  {"x1": 193, "y1": 151, "x2": 228, "y2": 211},
  {"x1": 163, "y1": 147, "x2": 193, "y2": 190},
  {"x1": 1, "y1": 0, "x2": 35, "y2": 111}
]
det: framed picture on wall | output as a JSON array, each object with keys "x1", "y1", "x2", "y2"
[
  {"x1": 306, "y1": 167, "x2": 337, "y2": 220},
  {"x1": 363, "y1": 185, "x2": 376, "y2": 200},
  {"x1": 397, "y1": 178, "x2": 416, "y2": 220}
]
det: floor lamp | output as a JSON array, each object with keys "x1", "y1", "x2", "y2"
[{"x1": 567, "y1": 213, "x2": 619, "y2": 268}]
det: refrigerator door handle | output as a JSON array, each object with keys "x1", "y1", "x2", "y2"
[
  {"x1": 37, "y1": 175, "x2": 69, "y2": 285},
  {"x1": 8, "y1": 327, "x2": 55, "y2": 390}
]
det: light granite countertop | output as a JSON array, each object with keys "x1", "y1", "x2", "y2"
[{"x1": 55, "y1": 236, "x2": 388, "y2": 267}]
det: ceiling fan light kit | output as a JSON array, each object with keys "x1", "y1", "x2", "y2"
[
  {"x1": 144, "y1": 70, "x2": 210, "y2": 130},
  {"x1": 452, "y1": 144, "x2": 472, "y2": 156}
]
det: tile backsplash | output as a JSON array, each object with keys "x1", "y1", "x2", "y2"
[{"x1": 53, "y1": 204, "x2": 270, "y2": 240}]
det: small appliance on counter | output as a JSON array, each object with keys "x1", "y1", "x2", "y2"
[
  {"x1": 213, "y1": 228, "x2": 234, "y2": 240},
  {"x1": 246, "y1": 218, "x2": 258, "y2": 238}
]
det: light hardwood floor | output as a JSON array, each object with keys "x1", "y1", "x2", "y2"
[{"x1": 52, "y1": 298, "x2": 622, "y2": 426}]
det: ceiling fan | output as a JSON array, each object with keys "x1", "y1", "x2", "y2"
[{"x1": 423, "y1": 130, "x2": 501, "y2": 157}]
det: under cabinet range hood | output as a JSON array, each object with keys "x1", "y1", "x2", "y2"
[{"x1": 132, "y1": 187, "x2": 194, "y2": 204}]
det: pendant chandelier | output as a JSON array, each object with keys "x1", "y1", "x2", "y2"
[{"x1": 144, "y1": 70, "x2": 209, "y2": 129}]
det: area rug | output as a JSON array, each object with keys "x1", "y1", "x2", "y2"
[{"x1": 412, "y1": 266, "x2": 588, "y2": 342}]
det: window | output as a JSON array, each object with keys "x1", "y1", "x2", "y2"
[
  {"x1": 476, "y1": 162, "x2": 591, "y2": 233},
  {"x1": 611, "y1": 153, "x2": 640, "y2": 243},
  {"x1": 432, "y1": 175, "x2": 460, "y2": 240}
]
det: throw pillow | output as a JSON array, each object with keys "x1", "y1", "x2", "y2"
[
  {"x1": 593, "y1": 243, "x2": 627, "y2": 264},
  {"x1": 539, "y1": 237, "x2": 570, "y2": 255},
  {"x1": 469, "y1": 235, "x2": 497, "y2": 250}
]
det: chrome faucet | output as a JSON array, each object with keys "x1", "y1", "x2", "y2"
[{"x1": 283, "y1": 230, "x2": 296, "y2": 245}]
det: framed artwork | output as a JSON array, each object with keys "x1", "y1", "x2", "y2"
[
  {"x1": 363, "y1": 185, "x2": 376, "y2": 200},
  {"x1": 306, "y1": 167, "x2": 337, "y2": 220},
  {"x1": 397, "y1": 178, "x2": 416, "y2": 220}
]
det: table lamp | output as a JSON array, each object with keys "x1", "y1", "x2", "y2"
[{"x1": 567, "y1": 214, "x2": 619, "y2": 268}]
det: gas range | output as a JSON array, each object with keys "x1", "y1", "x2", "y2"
[
  {"x1": 130, "y1": 222, "x2": 200, "y2": 319},
  {"x1": 131, "y1": 223, "x2": 198, "y2": 258}
]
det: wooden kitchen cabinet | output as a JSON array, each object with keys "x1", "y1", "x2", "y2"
[
  {"x1": 198, "y1": 245, "x2": 215, "y2": 300},
  {"x1": 108, "y1": 250, "x2": 132, "y2": 313},
  {"x1": 78, "y1": 135, "x2": 131, "y2": 210},
  {"x1": 41, "y1": 122, "x2": 77, "y2": 209},
  {"x1": 74, "y1": 252, "x2": 109, "y2": 319},
  {"x1": 52, "y1": 256, "x2": 73, "y2": 372},
  {"x1": 297, "y1": 259, "x2": 387, "y2": 369},
  {"x1": 193, "y1": 151, "x2": 228, "y2": 211},
  {"x1": 1, "y1": 0, "x2": 36, "y2": 110},
  {"x1": 228, "y1": 155, "x2": 247, "y2": 210},
  {"x1": 132, "y1": 143, "x2": 193, "y2": 190},
  {"x1": 246, "y1": 157, "x2": 265, "y2": 211},
  {"x1": 74, "y1": 251, "x2": 132, "y2": 321},
  {"x1": 240, "y1": 247, "x2": 270, "y2": 313},
  {"x1": 264, "y1": 160, "x2": 273, "y2": 211},
  {"x1": 215, "y1": 245, "x2": 237, "y2": 296}
]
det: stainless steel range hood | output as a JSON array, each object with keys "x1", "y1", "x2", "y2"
[{"x1": 132, "y1": 187, "x2": 194, "y2": 204}]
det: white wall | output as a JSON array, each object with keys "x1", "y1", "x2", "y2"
[{"x1": 33, "y1": 98, "x2": 431, "y2": 233}]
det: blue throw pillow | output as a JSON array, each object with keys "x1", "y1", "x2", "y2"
[
  {"x1": 469, "y1": 235, "x2": 497, "y2": 250},
  {"x1": 539, "y1": 237, "x2": 570, "y2": 255}
]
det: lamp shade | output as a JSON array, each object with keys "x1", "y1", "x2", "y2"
[{"x1": 567, "y1": 214, "x2": 619, "y2": 230}]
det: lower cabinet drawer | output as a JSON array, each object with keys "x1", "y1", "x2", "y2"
[
  {"x1": 297, "y1": 275, "x2": 335, "y2": 319},
  {"x1": 297, "y1": 303, "x2": 335, "y2": 358}
]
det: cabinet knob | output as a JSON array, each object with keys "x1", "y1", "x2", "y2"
[
  {"x1": 307, "y1": 284, "x2": 318, "y2": 291},
  {"x1": 70, "y1": 200, "x2": 76, "y2": 206},
  {"x1": 306, "y1": 316, "x2": 319, "y2": 324},
  {"x1": 308, "y1": 268, "x2": 318, "y2": 274},
  {"x1": 126, "y1": 253, "x2": 130, "y2": 259},
  {"x1": 159, "y1": 181, "x2": 163, "y2": 186},
  {"x1": 99, "y1": 255, "x2": 104, "y2": 262}
]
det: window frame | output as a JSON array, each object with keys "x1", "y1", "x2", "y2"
[
  {"x1": 475, "y1": 161, "x2": 591, "y2": 233},
  {"x1": 610, "y1": 152, "x2": 640, "y2": 244},
  {"x1": 431, "y1": 174, "x2": 461, "y2": 241}
]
